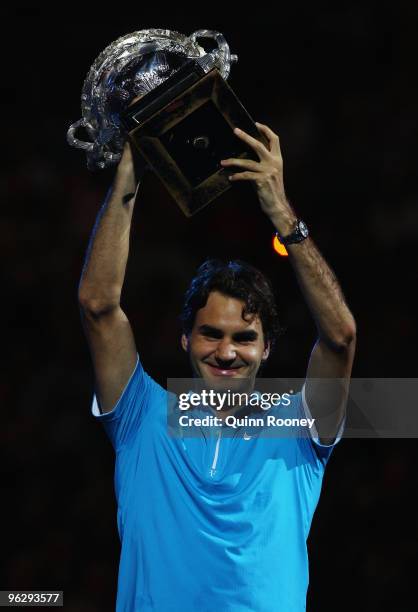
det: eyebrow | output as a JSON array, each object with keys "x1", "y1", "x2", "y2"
[{"x1": 198, "y1": 325, "x2": 259, "y2": 341}]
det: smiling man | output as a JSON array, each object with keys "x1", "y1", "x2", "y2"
[{"x1": 78, "y1": 123, "x2": 356, "y2": 611}]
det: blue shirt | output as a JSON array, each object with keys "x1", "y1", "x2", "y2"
[{"x1": 92, "y1": 356, "x2": 341, "y2": 611}]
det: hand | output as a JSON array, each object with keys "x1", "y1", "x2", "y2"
[{"x1": 220, "y1": 123, "x2": 293, "y2": 225}]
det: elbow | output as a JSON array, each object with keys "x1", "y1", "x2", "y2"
[
  {"x1": 338, "y1": 314, "x2": 357, "y2": 345},
  {"x1": 78, "y1": 292, "x2": 120, "y2": 317},
  {"x1": 337, "y1": 321, "x2": 357, "y2": 351},
  {"x1": 344, "y1": 317, "x2": 357, "y2": 346},
  {"x1": 323, "y1": 319, "x2": 357, "y2": 352}
]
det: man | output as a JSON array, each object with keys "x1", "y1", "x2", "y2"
[{"x1": 78, "y1": 123, "x2": 356, "y2": 611}]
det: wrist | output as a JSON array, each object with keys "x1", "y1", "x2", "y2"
[
  {"x1": 114, "y1": 162, "x2": 138, "y2": 199},
  {"x1": 116, "y1": 147, "x2": 138, "y2": 182},
  {"x1": 115, "y1": 159, "x2": 136, "y2": 180},
  {"x1": 270, "y1": 209, "x2": 298, "y2": 237}
]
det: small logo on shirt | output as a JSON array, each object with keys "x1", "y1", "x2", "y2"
[{"x1": 243, "y1": 432, "x2": 252, "y2": 440}]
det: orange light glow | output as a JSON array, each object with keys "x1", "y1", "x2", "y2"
[{"x1": 273, "y1": 235, "x2": 288, "y2": 257}]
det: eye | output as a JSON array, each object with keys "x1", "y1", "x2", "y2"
[
  {"x1": 234, "y1": 334, "x2": 257, "y2": 344},
  {"x1": 201, "y1": 331, "x2": 222, "y2": 340},
  {"x1": 198, "y1": 326, "x2": 223, "y2": 340}
]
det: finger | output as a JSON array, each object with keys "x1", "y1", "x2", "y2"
[
  {"x1": 220, "y1": 158, "x2": 260, "y2": 172},
  {"x1": 228, "y1": 171, "x2": 259, "y2": 182},
  {"x1": 255, "y1": 122, "x2": 281, "y2": 156},
  {"x1": 233, "y1": 127, "x2": 270, "y2": 161}
]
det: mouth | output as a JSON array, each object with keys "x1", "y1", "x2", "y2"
[{"x1": 204, "y1": 364, "x2": 243, "y2": 377}]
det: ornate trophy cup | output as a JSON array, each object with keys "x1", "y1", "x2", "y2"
[{"x1": 67, "y1": 29, "x2": 265, "y2": 216}]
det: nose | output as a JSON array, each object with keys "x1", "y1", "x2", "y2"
[{"x1": 215, "y1": 338, "x2": 237, "y2": 364}]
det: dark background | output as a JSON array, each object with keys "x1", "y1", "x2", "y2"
[{"x1": 2, "y1": 4, "x2": 418, "y2": 610}]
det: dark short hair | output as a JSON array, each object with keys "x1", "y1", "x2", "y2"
[{"x1": 181, "y1": 259, "x2": 282, "y2": 351}]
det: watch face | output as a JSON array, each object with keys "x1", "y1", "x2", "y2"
[{"x1": 299, "y1": 220, "x2": 309, "y2": 238}]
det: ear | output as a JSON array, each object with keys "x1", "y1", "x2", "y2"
[
  {"x1": 181, "y1": 333, "x2": 189, "y2": 353},
  {"x1": 262, "y1": 341, "x2": 271, "y2": 362}
]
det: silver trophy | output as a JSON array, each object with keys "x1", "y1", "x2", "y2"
[{"x1": 67, "y1": 29, "x2": 238, "y2": 170}]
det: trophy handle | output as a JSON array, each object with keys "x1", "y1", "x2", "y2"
[
  {"x1": 189, "y1": 30, "x2": 238, "y2": 79},
  {"x1": 67, "y1": 119, "x2": 94, "y2": 151},
  {"x1": 67, "y1": 119, "x2": 121, "y2": 168}
]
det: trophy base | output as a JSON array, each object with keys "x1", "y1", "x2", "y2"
[{"x1": 122, "y1": 61, "x2": 266, "y2": 217}]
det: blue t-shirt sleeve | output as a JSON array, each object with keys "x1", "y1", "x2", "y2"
[
  {"x1": 299, "y1": 384, "x2": 345, "y2": 464},
  {"x1": 90, "y1": 354, "x2": 159, "y2": 451}
]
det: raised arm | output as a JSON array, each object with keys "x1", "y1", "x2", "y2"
[
  {"x1": 78, "y1": 142, "x2": 144, "y2": 414},
  {"x1": 221, "y1": 123, "x2": 356, "y2": 443}
]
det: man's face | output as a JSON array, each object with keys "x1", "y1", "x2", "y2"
[{"x1": 181, "y1": 291, "x2": 270, "y2": 386}]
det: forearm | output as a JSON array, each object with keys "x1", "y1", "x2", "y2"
[
  {"x1": 78, "y1": 149, "x2": 140, "y2": 311},
  {"x1": 271, "y1": 208, "x2": 356, "y2": 348}
]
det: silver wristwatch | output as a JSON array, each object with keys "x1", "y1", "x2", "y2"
[{"x1": 277, "y1": 220, "x2": 309, "y2": 246}]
